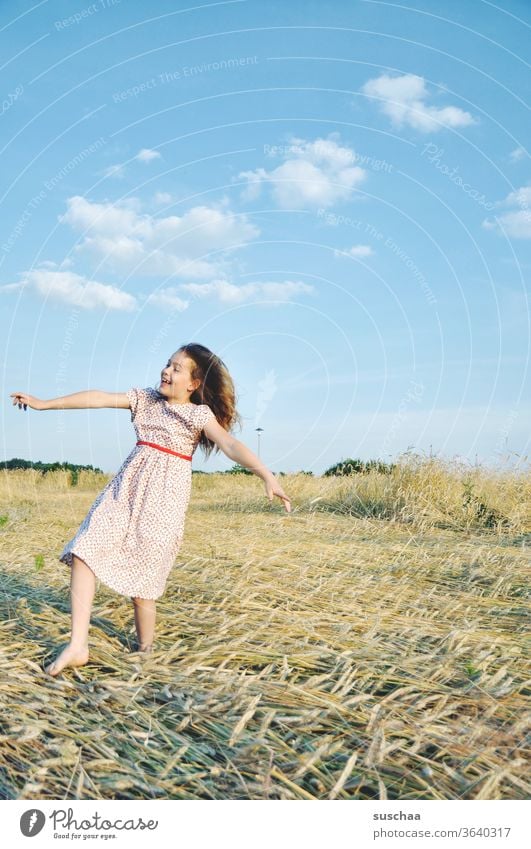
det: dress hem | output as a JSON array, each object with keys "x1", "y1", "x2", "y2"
[{"x1": 59, "y1": 548, "x2": 166, "y2": 601}]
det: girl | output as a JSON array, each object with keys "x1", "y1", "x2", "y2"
[{"x1": 10, "y1": 343, "x2": 291, "y2": 676}]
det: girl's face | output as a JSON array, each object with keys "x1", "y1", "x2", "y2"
[{"x1": 159, "y1": 351, "x2": 198, "y2": 402}]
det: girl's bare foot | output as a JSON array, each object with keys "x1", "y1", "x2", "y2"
[
  {"x1": 129, "y1": 643, "x2": 153, "y2": 655},
  {"x1": 45, "y1": 643, "x2": 89, "y2": 676}
]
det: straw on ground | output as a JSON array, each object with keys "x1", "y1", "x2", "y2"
[{"x1": 0, "y1": 455, "x2": 529, "y2": 800}]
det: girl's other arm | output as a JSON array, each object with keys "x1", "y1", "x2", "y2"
[
  {"x1": 203, "y1": 418, "x2": 292, "y2": 512},
  {"x1": 10, "y1": 390, "x2": 130, "y2": 410}
]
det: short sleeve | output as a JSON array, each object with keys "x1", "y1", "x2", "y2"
[
  {"x1": 125, "y1": 387, "x2": 147, "y2": 420},
  {"x1": 197, "y1": 404, "x2": 216, "y2": 430}
]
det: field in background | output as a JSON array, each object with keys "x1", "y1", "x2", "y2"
[{"x1": 0, "y1": 457, "x2": 529, "y2": 800}]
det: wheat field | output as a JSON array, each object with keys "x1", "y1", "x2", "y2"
[{"x1": 0, "y1": 455, "x2": 529, "y2": 800}]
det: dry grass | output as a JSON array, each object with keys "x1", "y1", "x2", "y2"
[{"x1": 0, "y1": 455, "x2": 529, "y2": 800}]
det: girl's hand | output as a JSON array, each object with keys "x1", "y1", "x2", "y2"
[
  {"x1": 264, "y1": 475, "x2": 292, "y2": 513},
  {"x1": 10, "y1": 392, "x2": 46, "y2": 411}
]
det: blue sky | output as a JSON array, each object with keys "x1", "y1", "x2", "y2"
[{"x1": 1, "y1": 0, "x2": 530, "y2": 475}]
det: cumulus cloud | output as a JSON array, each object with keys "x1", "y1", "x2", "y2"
[
  {"x1": 0, "y1": 281, "x2": 25, "y2": 294},
  {"x1": 238, "y1": 167, "x2": 268, "y2": 202},
  {"x1": 482, "y1": 184, "x2": 531, "y2": 238},
  {"x1": 178, "y1": 278, "x2": 314, "y2": 304},
  {"x1": 1, "y1": 269, "x2": 313, "y2": 312},
  {"x1": 509, "y1": 146, "x2": 527, "y2": 163},
  {"x1": 153, "y1": 191, "x2": 173, "y2": 205},
  {"x1": 1, "y1": 270, "x2": 137, "y2": 311},
  {"x1": 99, "y1": 148, "x2": 161, "y2": 180},
  {"x1": 101, "y1": 163, "x2": 127, "y2": 179},
  {"x1": 31, "y1": 258, "x2": 75, "y2": 272},
  {"x1": 59, "y1": 195, "x2": 260, "y2": 279},
  {"x1": 361, "y1": 73, "x2": 476, "y2": 133},
  {"x1": 237, "y1": 134, "x2": 367, "y2": 208},
  {"x1": 334, "y1": 245, "x2": 374, "y2": 258},
  {"x1": 144, "y1": 288, "x2": 190, "y2": 310},
  {"x1": 135, "y1": 148, "x2": 161, "y2": 163}
]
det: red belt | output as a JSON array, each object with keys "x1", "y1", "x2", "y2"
[{"x1": 136, "y1": 440, "x2": 192, "y2": 461}]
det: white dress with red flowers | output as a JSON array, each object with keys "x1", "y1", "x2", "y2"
[{"x1": 59, "y1": 387, "x2": 215, "y2": 599}]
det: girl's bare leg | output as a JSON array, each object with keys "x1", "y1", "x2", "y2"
[
  {"x1": 132, "y1": 597, "x2": 156, "y2": 651},
  {"x1": 45, "y1": 554, "x2": 95, "y2": 676}
]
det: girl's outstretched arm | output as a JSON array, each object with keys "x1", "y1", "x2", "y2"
[
  {"x1": 203, "y1": 418, "x2": 292, "y2": 513},
  {"x1": 10, "y1": 390, "x2": 130, "y2": 410}
]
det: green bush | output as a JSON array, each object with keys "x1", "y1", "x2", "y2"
[{"x1": 324, "y1": 457, "x2": 396, "y2": 476}]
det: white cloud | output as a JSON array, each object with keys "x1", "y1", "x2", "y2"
[
  {"x1": 361, "y1": 73, "x2": 477, "y2": 133},
  {"x1": 59, "y1": 195, "x2": 260, "y2": 279},
  {"x1": 135, "y1": 148, "x2": 161, "y2": 163},
  {"x1": 178, "y1": 278, "x2": 314, "y2": 304},
  {"x1": 3, "y1": 269, "x2": 137, "y2": 311},
  {"x1": 0, "y1": 281, "x2": 25, "y2": 293},
  {"x1": 334, "y1": 244, "x2": 374, "y2": 258},
  {"x1": 0, "y1": 270, "x2": 312, "y2": 313},
  {"x1": 237, "y1": 134, "x2": 367, "y2": 209},
  {"x1": 34, "y1": 258, "x2": 74, "y2": 270},
  {"x1": 509, "y1": 146, "x2": 527, "y2": 163},
  {"x1": 1, "y1": 268, "x2": 313, "y2": 313},
  {"x1": 60, "y1": 196, "x2": 143, "y2": 236},
  {"x1": 99, "y1": 148, "x2": 161, "y2": 180},
  {"x1": 482, "y1": 183, "x2": 531, "y2": 238},
  {"x1": 505, "y1": 185, "x2": 531, "y2": 207},
  {"x1": 153, "y1": 191, "x2": 173, "y2": 205},
  {"x1": 144, "y1": 288, "x2": 189, "y2": 311},
  {"x1": 238, "y1": 167, "x2": 268, "y2": 202},
  {"x1": 102, "y1": 163, "x2": 126, "y2": 179}
]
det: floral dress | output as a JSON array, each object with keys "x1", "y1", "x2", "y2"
[{"x1": 59, "y1": 387, "x2": 216, "y2": 599}]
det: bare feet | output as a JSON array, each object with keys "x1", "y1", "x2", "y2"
[
  {"x1": 45, "y1": 643, "x2": 89, "y2": 676},
  {"x1": 129, "y1": 643, "x2": 153, "y2": 656}
]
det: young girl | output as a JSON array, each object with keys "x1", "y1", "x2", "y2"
[{"x1": 10, "y1": 343, "x2": 291, "y2": 676}]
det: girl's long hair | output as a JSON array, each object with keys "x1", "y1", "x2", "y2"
[{"x1": 177, "y1": 343, "x2": 242, "y2": 459}]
